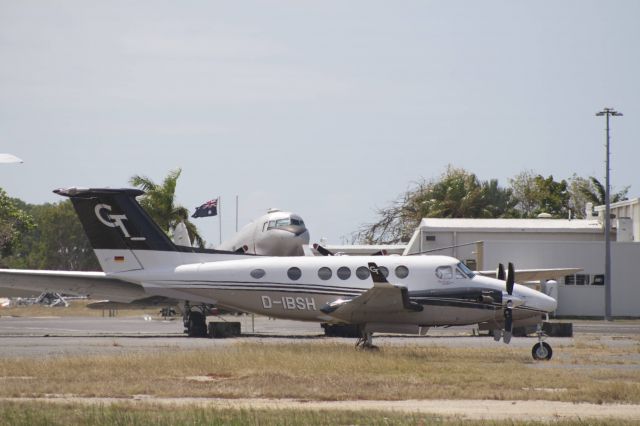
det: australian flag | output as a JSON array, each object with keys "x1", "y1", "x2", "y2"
[{"x1": 192, "y1": 199, "x2": 218, "y2": 218}]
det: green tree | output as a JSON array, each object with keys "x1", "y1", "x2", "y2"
[
  {"x1": 422, "y1": 168, "x2": 516, "y2": 219},
  {"x1": 569, "y1": 175, "x2": 629, "y2": 218},
  {"x1": 356, "y1": 168, "x2": 633, "y2": 244},
  {"x1": 129, "y1": 168, "x2": 205, "y2": 248},
  {"x1": 0, "y1": 188, "x2": 34, "y2": 258},
  {"x1": 481, "y1": 178, "x2": 519, "y2": 218},
  {"x1": 509, "y1": 170, "x2": 538, "y2": 217},
  {"x1": 356, "y1": 167, "x2": 515, "y2": 244},
  {"x1": 510, "y1": 172, "x2": 570, "y2": 218},
  {"x1": 5, "y1": 200, "x2": 100, "y2": 270},
  {"x1": 531, "y1": 175, "x2": 570, "y2": 218}
]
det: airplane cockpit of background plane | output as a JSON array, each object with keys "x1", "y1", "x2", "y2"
[
  {"x1": 217, "y1": 209, "x2": 309, "y2": 256},
  {"x1": 264, "y1": 215, "x2": 305, "y2": 231}
]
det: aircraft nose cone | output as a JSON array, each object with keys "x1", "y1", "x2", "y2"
[{"x1": 539, "y1": 292, "x2": 557, "y2": 313}]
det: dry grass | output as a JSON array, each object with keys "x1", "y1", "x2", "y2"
[
  {"x1": 0, "y1": 402, "x2": 436, "y2": 426},
  {"x1": 1, "y1": 341, "x2": 639, "y2": 404},
  {"x1": 2, "y1": 401, "x2": 636, "y2": 426},
  {"x1": 0, "y1": 300, "x2": 160, "y2": 318}
]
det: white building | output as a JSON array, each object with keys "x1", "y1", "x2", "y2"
[
  {"x1": 594, "y1": 198, "x2": 639, "y2": 242},
  {"x1": 401, "y1": 215, "x2": 639, "y2": 317}
]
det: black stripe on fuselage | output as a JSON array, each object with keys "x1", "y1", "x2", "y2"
[
  {"x1": 143, "y1": 280, "x2": 547, "y2": 315},
  {"x1": 152, "y1": 280, "x2": 367, "y2": 293},
  {"x1": 149, "y1": 280, "x2": 364, "y2": 296}
]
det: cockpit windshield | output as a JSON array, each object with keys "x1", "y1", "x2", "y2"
[
  {"x1": 267, "y1": 217, "x2": 305, "y2": 230},
  {"x1": 456, "y1": 262, "x2": 476, "y2": 279}
]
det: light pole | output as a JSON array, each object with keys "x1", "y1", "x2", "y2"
[{"x1": 596, "y1": 107, "x2": 622, "y2": 321}]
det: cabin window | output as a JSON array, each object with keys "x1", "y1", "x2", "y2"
[
  {"x1": 287, "y1": 267, "x2": 302, "y2": 281},
  {"x1": 457, "y1": 262, "x2": 475, "y2": 278},
  {"x1": 435, "y1": 266, "x2": 453, "y2": 280},
  {"x1": 395, "y1": 265, "x2": 409, "y2": 279},
  {"x1": 318, "y1": 267, "x2": 332, "y2": 280},
  {"x1": 250, "y1": 269, "x2": 266, "y2": 279},
  {"x1": 337, "y1": 267, "x2": 351, "y2": 280},
  {"x1": 425, "y1": 235, "x2": 436, "y2": 241},
  {"x1": 378, "y1": 266, "x2": 389, "y2": 278},
  {"x1": 464, "y1": 259, "x2": 477, "y2": 271},
  {"x1": 356, "y1": 266, "x2": 370, "y2": 280},
  {"x1": 592, "y1": 274, "x2": 604, "y2": 285}
]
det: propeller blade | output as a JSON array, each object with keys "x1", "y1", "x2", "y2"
[
  {"x1": 503, "y1": 302, "x2": 513, "y2": 344},
  {"x1": 501, "y1": 262, "x2": 515, "y2": 344},
  {"x1": 506, "y1": 262, "x2": 515, "y2": 296},
  {"x1": 504, "y1": 306, "x2": 513, "y2": 332},
  {"x1": 497, "y1": 263, "x2": 505, "y2": 281}
]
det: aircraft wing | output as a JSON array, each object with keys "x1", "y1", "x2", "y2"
[
  {"x1": 477, "y1": 268, "x2": 582, "y2": 282},
  {"x1": 0, "y1": 269, "x2": 147, "y2": 303},
  {"x1": 320, "y1": 263, "x2": 423, "y2": 323}
]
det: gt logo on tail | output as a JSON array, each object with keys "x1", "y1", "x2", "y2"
[{"x1": 95, "y1": 204, "x2": 145, "y2": 240}]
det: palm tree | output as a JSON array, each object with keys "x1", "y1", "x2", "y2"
[
  {"x1": 568, "y1": 175, "x2": 629, "y2": 219},
  {"x1": 579, "y1": 176, "x2": 628, "y2": 206},
  {"x1": 425, "y1": 168, "x2": 494, "y2": 218},
  {"x1": 129, "y1": 169, "x2": 205, "y2": 248}
]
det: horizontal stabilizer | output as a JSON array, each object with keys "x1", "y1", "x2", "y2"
[
  {"x1": 0, "y1": 269, "x2": 146, "y2": 303},
  {"x1": 86, "y1": 296, "x2": 177, "y2": 310},
  {"x1": 477, "y1": 267, "x2": 582, "y2": 282}
]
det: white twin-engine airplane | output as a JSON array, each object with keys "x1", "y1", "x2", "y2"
[{"x1": 0, "y1": 188, "x2": 558, "y2": 360}]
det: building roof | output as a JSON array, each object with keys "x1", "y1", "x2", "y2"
[
  {"x1": 418, "y1": 218, "x2": 603, "y2": 233},
  {"x1": 593, "y1": 197, "x2": 639, "y2": 212},
  {"x1": 321, "y1": 244, "x2": 406, "y2": 255}
]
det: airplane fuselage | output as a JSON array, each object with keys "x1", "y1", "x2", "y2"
[{"x1": 118, "y1": 254, "x2": 556, "y2": 327}]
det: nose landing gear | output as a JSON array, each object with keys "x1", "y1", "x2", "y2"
[{"x1": 531, "y1": 325, "x2": 553, "y2": 361}]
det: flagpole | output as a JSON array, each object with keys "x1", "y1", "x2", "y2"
[{"x1": 218, "y1": 196, "x2": 222, "y2": 245}]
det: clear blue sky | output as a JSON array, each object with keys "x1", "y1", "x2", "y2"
[{"x1": 1, "y1": 1, "x2": 638, "y2": 245}]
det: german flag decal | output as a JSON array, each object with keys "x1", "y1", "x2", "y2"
[{"x1": 114, "y1": 256, "x2": 125, "y2": 262}]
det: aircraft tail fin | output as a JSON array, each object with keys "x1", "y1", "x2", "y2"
[{"x1": 55, "y1": 187, "x2": 179, "y2": 273}]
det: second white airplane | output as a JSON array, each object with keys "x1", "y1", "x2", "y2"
[{"x1": 217, "y1": 208, "x2": 309, "y2": 256}]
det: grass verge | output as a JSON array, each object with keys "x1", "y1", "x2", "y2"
[
  {"x1": 1, "y1": 341, "x2": 639, "y2": 403},
  {"x1": 0, "y1": 401, "x2": 637, "y2": 426}
]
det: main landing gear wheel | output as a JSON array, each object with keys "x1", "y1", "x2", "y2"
[
  {"x1": 355, "y1": 331, "x2": 379, "y2": 351},
  {"x1": 532, "y1": 342, "x2": 553, "y2": 361},
  {"x1": 187, "y1": 310, "x2": 208, "y2": 338}
]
